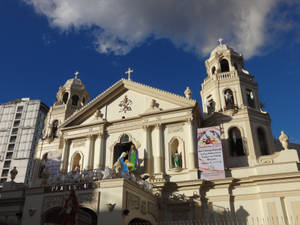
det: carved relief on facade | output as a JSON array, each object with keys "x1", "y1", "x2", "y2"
[
  {"x1": 126, "y1": 191, "x2": 140, "y2": 210},
  {"x1": 43, "y1": 194, "x2": 65, "y2": 212},
  {"x1": 72, "y1": 138, "x2": 87, "y2": 148},
  {"x1": 167, "y1": 123, "x2": 184, "y2": 134},
  {"x1": 78, "y1": 192, "x2": 99, "y2": 211},
  {"x1": 119, "y1": 95, "x2": 133, "y2": 113},
  {"x1": 148, "y1": 202, "x2": 158, "y2": 220},
  {"x1": 141, "y1": 200, "x2": 147, "y2": 214}
]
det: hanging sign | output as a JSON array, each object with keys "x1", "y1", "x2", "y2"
[{"x1": 197, "y1": 126, "x2": 225, "y2": 180}]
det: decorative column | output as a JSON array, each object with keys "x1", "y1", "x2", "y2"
[
  {"x1": 61, "y1": 139, "x2": 71, "y2": 173},
  {"x1": 187, "y1": 118, "x2": 196, "y2": 170},
  {"x1": 154, "y1": 124, "x2": 164, "y2": 174},
  {"x1": 86, "y1": 135, "x2": 95, "y2": 170},
  {"x1": 143, "y1": 125, "x2": 152, "y2": 174},
  {"x1": 94, "y1": 132, "x2": 106, "y2": 169}
]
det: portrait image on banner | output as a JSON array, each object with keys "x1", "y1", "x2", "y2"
[
  {"x1": 197, "y1": 126, "x2": 225, "y2": 180},
  {"x1": 39, "y1": 150, "x2": 62, "y2": 178}
]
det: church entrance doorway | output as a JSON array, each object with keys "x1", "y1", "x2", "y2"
[{"x1": 42, "y1": 206, "x2": 97, "y2": 225}]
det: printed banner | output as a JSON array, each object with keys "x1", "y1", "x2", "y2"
[
  {"x1": 45, "y1": 150, "x2": 62, "y2": 175},
  {"x1": 197, "y1": 126, "x2": 225, "y2": 180}
]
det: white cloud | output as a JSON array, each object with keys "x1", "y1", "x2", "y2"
[{"x1": 23, "y1": 0, "x2": 298, "y2": 58}]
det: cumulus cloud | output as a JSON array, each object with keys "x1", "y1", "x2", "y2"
[{"x1": 23, "y1": 0, "x2": 299, "y2": 58}]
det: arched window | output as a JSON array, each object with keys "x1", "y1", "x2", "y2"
[
  {"x1": 82, "y1": 97, "x2": 86, "y2": 105},
  {"x1": 62, "y1": 92, "x2": 69, "y2": 104},
  {"x1": 52, "y1": 120, "x2": 59, "y2": 138},
  {"x1": 224, "y1": 89, "x2": 234, "y2": 109},
  {"x1": 220, "y1": 59, "x2": 230, "y2": 72},
  {"x1": 229, "y1": 127, "x2": 245, "y2": 156},
  {"x1": 246, "y1": 89, "x2": 255, "y2": 108},
  {"x1": 211, "y1": 66, "x2": 216, "y2": 75},
  {"x1": 72, "y1": 95, "x2": 79, "y2": 106},
  {"x1": 257, "y1": 128, "x2": 268, "y2": 155},
  {"x1": 113, "y1": 134, "x2": 132, "y2": 165},
  {"x1": 120, "y1": 134, "x2": 129, "y2": 143}
]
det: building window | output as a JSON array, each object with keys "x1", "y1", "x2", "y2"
[
  {"x1": 1, "y1": 169, "x2": 9, "y2": 177},
  {"x1": 120, "y1": 134, "x2": 129, "y2": 143},
  {"x1": 3, "y1": 161, "x2": 11, "y2": 168},
  {"x1": 17, "y1": 106, "x2": 23, "y2": 112},
  {"x1": 6, "y1": 152, "x2": 13, "y2": 159},
  {"x1": 8, "y1": 144, "x2": 15, "y2": 151},
  {"x1": 63, "y1": 92, "x2": 69, "y2": 104},
  {"x1": 9, "y1": 136, "x2": 17, "y2": 143},
  {"x1": 211, "y1": 66, "x2": 216, "y2": 75},
  {"x1": 229, "y1": 127, "x2": 245, "y2": 156},
  {"x1": 15, "y1": 113, "x2": 22, "y2": 119},
  {"x1": 0, "y1": 178, "x2": 7, "y2": 183},
  {"x1": 72, "y1": 95, "x2": 79, "y2": 106},
  {"x1": 11, "y1": 128, "x2": 18, "y2": 135},
  {"x1": 82, "y1": 97, "x2": 86, "y2": 105},
  {"x1": 13, "y1": 120, "x2": 20, "y2": 127},
  {"x1": 51, "y1": 120, "x2": 59, "y2": 138},
  {"x1": 207, "y1": 98, "x2": 215, "y2": 115},
  {"x1": 257, "y1": 128, "x2": 268, "y2": 155},
  {"x1": 220, "y1": 59, "x2": 230, "y2": 72},
  {"x1": 224, "y1": 89, "x2": 234, "y2": 109},
  {"x1": 246, "y1": 89, "x2": 255, "y2": 108}
]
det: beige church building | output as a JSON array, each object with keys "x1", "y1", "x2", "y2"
[{"x1": 0, "y1": 43, "x2": 300, "y2": 225}]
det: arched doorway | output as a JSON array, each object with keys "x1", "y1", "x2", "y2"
[
  {"x1": 113, "y1": 134, "x2": 133, "y2": 164},
  {"x1": 128, "y1": 218, "x2": 152, "y2": 225},
  {"x1": 42, "y1": 207, "x2": 97, "y2": 225}
]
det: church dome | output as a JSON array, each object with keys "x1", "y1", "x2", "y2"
[
  {"x1": 210, "y1": 44, "x2": 241, "y2": 58},
  {"x1": 63, "y1": 77, "x2": 87, "y2": 91}
]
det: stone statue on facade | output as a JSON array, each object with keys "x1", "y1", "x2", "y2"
[
  {"x1": 184, "y1": 87, "x2": 192, "y2": 99},
  {"x1": 279, "y1": 131, "x2": 289, "y2": 150},
  {"x1": 10, "y1": 166, "x2": 18, "y2": 182}
]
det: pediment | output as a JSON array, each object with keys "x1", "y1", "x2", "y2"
[{"x1": 61, "y1": 79, "x2": 197, "y2": 127}]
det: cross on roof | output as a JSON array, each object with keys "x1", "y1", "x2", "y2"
[
  {"x1": 74, "y1": 71, "x2": 79, "y2": 79},
  {"x1": 218, "y1": 38, "x2": 224, "y2": 45},
  {"x1": 125, "y1": 68, "x2": 134, "y2": 80}
]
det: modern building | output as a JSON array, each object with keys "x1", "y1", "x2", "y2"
[
  {"x1": 0, "y1": 43, "x2": 299, "y2": 225},
  {"x1": 0, "y1": 98, "x2": 48, "y2": 184}
]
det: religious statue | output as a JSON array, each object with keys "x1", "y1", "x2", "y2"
[
  {"x1": 128, "y1": 145, "x2": 138, "y2": 172},
  {"x1": 184, "y1": 87, "x2": 192, "y2": 99},
  {"x1": 279, "y1": 131, "x2": 289, "y2": 150},
  {"x1": 62, "y1": 190, "x2": 79, "y2": 225},
  {"x1": 172, "y1": 151, "x2": 182, "y2": 168},
  {"x1": 224, "y1": 90, "x2": 234, "y2": 108},
  {"x1": 10, "y1": 166, "x2": 18, "y2": 182}
]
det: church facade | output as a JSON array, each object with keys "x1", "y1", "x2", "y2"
[{"x1": 1, "y1": 43, "x2": 300, "y2": 225}]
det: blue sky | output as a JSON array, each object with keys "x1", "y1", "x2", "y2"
[{"x1": 0, "y1": 0, "x2": 299, "y2": 143}]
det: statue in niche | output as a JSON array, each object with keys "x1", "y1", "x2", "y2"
[
  {"x1": 172, "y1": 151, "x2": 182, "y2": 168},
  {"x1": 279, "y1": 131, "x2": 289, "y2": 150},
  {"x1": 224, "y1": 89, "x2": 234, "y2": 108},
  {"x1": 10, "y1": 167, "x2": 18, "y2": 182}
]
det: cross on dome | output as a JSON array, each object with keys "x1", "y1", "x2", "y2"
[
  {"x1": 125, "y1": 68, "x2": 134, "y2": 80},
  {"x1": 74, "y1": 71, "x2": 79, "y2": 79},
  {"x1": 218, "y1": 38, "x2": 224, "y2": 45}
]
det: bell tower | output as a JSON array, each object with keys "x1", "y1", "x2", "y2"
[
  {"x1": 200, "y1": 40, "x2": 274, "y2": 167},
  {"x1": 42, "y1": 72, "x2": 90, "y2": 143}
]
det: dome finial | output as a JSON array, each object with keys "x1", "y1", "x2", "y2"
[
  {"x1": 218, "y1": 38, "x2": 224, "y2": 45},
  {"x1": 74, "y1": 71, "x2": 79, "y2": 79}
]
